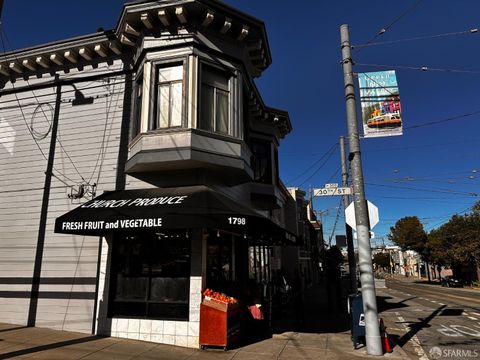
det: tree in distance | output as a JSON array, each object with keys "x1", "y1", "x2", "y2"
[
  {"x1": 373, "y1": 252, "x2": 390, "y2": 268},
  {"x1": 388, "y1": 216, "x2": 427, "y2": 254},
  {"x1": 427, "y1": 201, "x2": 480, "y2": 284}
]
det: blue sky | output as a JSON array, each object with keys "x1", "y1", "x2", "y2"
[{"x1": 2, "y1": 0, "x2": 479, "y2": 245}]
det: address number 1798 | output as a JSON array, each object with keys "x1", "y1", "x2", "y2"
[{"x1": 228, "y1": 217, "x2": 246, "y2": 225}]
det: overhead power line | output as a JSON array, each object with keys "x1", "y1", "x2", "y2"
[
  {"x1": 355, "y1": 0, "x2": 425, "y2": 53},
  {"x1": 356, "y1": 62, "x2": 480, "y2": 75},
  {"x1": 328, "y1": 199, "x2": 343, "y2": 246},
  {"x1": 369, "y1": 195, "x2": 474, "y2": 202},
  {"x1": 365, "y1": 182, "x2": 478, "y2": 197},
  {"x1": 324, "y1": 165, "x2": 342, "y2": 185},
  {"x1": 0, "y1": 26, "x2": 125, "y2": 188},
  {"x1": 404, "y1": 110, "x2": 480, "y2": 130},
  {"x1": 353, "y1": 28, "x2": 478, "y2": 49},
  {"x1": 363, "y1": 139, "x2": 479, "y2": 153},
  {"x1": 298, "y1": 145, "x2": 338, "y2": 187},
  {"x1": 286, "y1": 142, "x2": 338, "y2": 184},
  {"x1": 425, "y1": 205, "x2": 475, "y2": 230}
]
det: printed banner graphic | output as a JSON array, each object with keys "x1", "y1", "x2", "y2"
[{"x1": 358, "y1": 70, "x2": 403, "y2": 138}]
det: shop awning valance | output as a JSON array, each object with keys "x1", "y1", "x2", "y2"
[{"x1": 55, "y1": 185, "x2": 292, "y2": 241}]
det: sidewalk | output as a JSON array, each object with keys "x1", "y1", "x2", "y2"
[{"x1": 0, "y1": 281, "x2": 411, "y2": 359}]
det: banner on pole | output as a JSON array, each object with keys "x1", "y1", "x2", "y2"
[{"x1": 358, "y1": 70, "x2": 403, "y2": 138}]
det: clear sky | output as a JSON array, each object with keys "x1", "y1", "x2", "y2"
[{"x1": 2, "y1": 0, "x2": 479, "y2": 246}]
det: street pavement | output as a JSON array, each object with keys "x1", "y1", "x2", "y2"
[
  {"x1": 0, "y1": 280, "x2": 411, "y2": 359},
  {"x1": 379, "y1": 275, "x2": 480, "y2": 360}
]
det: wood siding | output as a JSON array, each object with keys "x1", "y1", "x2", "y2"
[{"x1": 0, "y1": 61, "x2": 129, "y2": 332}]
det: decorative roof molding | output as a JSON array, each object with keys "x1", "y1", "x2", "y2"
[{"x1": 0, "y1": 0, "x2": 272, "y2": 81}]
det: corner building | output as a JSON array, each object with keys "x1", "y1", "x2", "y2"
[{"x1": 0, "y1": 0, "x2": 297, "y2": 348}]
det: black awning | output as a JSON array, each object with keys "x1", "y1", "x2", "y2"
[{"x1": 55, "y1": 185, "x2": 286, "y2": 238}]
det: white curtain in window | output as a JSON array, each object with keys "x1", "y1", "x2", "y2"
[
  {"x1": 170, "y1": 82, "x2": 183, "y2": 127},
  {"x1": 158, "y1": 84, "x2": 170, "y2": 128},
  {"x1": 157, "y1": 65, "x2": 183, "y2": 129},
  {"x1": 216, "y1": 90, "x2": 229, "y2": 134}
]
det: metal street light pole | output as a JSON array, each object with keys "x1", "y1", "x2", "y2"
[
  {"x1": 339, "y1": 135, "x2": 357, "y2": 294},
  {"x1": 340, "y1": 24, "x2": 382, "y2": 356}
]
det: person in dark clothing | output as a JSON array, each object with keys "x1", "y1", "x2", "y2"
[{"x1": 325, "y1": 246, "x2": 343, "y2": 312}]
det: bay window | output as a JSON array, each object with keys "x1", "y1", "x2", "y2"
[
  {"x1": 200, "y1": 65, "x2": 231, "y2": 135},
  {"x1": 251, "y1": 140, "x2": 272, "y2": 184},
  {"x1": 151, "y1": 64, "x2": 184, "y2": 130},
  {"x1": 131, "y1": 74, "x2": 143, "y2": 139}
]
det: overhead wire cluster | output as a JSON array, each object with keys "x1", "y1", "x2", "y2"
[
  {"x1": 339, "y1": 1, "x2": 480, "y2": 237},
  {"x1": 286, "y1": 142, "x2": 338, "y2": 187},
  {"x1": 0, "y1": 25, "x2": 124, "y2": 198}
]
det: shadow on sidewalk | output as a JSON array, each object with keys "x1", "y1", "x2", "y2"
[
  {"x1": 271, "y1": 279, "x2": 350, "y2": 335},
  {"x1": 0, "y1": 335, "x2": 102, "y2": 360}
]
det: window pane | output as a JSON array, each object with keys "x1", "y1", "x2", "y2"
[
  {"x1": 150, "y1": 277, "x2": 189, "y2": 302},
  {"x1": 112, "y1": 237, "x2": 148, "y2": 302},
  {"x1": 203, "y1": 67, "x2": 229, "y2": 91},
  {"x1": 201, "y1": 65, "x2": 231, "y2": 135},
  {"x1": 159, "y1": 65, "x2": 183, "y2": 82},
  {"x1": 170, "y1": 82, "x2": 183, "y2": 127},
  {"x1": 110, "y1": 233, "x2": 190, "y2": 320},
  {"x1": 149, "y1": 235, "x2": 190, "y2": 302},
  {"x1": 252, "y1": 141, "x2": 272, "y2": 183},
  {"x1": 216, "y1": 89, "x2": 229, "y2": 134},
  {"x1": 200, "y1": 84, "x2": 214, "y2": 132},
  {"x1": 132, "y1": 78, "x2": 142, "y2": 137},
  {"x1": 158, "y1": 84, "x2": 170, "y2": 128}
]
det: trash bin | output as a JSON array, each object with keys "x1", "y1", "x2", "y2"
[{"x1": 347, "y1": 293, "x2": 365, "y2": 349}]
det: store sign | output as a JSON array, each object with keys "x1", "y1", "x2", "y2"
[
  {"x1": 55, "y1": 186, "x2": 277, "y2": 236},
  {"x1": 358, "y1": 70, "x2": 403, "y2": 138},
  {"x1": 60, "y1": 218, "x2": 163, "y2": 231},
  {"x1": 81, "y1": 196, "x2": 188, "y2": 209}
]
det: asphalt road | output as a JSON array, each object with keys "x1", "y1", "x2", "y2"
[{"x1": 378, "y1": 277, "x2": 480, "y2": 360}]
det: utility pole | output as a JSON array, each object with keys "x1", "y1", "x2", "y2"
[
  {"x1": 339, "y1": 136, "x2": 357, "y2": 294},
  {"x1": 340, "y1": 24, "x2": 382, "y2": 356}
]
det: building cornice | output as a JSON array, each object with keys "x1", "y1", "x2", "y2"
[{"x1": 0, "y1": 0, "x2": 271, "y2": 83}]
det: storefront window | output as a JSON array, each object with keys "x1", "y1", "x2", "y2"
[
  {"x1": 109, "y1": 232, "x2": 190, "y2": 320},
  {"x1": 206, "y1": 232, "x2": 233, "y2": 289}
]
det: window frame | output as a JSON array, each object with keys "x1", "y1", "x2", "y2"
[
  {"x1": 251, "y1": 139, "x2": 273, "y2": 184},
  {"x1": 149, "y1": 58, "x2": 188, "y2": 131},
  {"x1": 130, "y1": 70, "x2": 144, "y2": 141},
  {"x1": 108, "y1": 231, "x2": 191, "y2": 321},
  {"x1": 198, "y1": 61, "x2": 240, "y2": 138}
]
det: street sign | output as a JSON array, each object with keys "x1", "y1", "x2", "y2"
[
  {"x1": 313, "y1": 187, "x2": 352, "y2": 196},
  {"x1": 325, "y1": 183, "x2": 339, "y2": 189},
  {"x1": 345, "y1": 200, "x2": 379, "y2": 231}
]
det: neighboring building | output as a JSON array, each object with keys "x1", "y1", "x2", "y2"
[
  {"x1": 283, "y1": 188, "x2": 322, "y2": 286},
  {"x1": 0, "y1": 0, "x2": 295, "y2": 348},
  {"x1": 374, "y1": 246, "x2": 422, "y2": 277}
]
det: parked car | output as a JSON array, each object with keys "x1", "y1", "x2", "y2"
[{"x1": 441, "y1": 276, "x2": 463, "y2": 288}]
